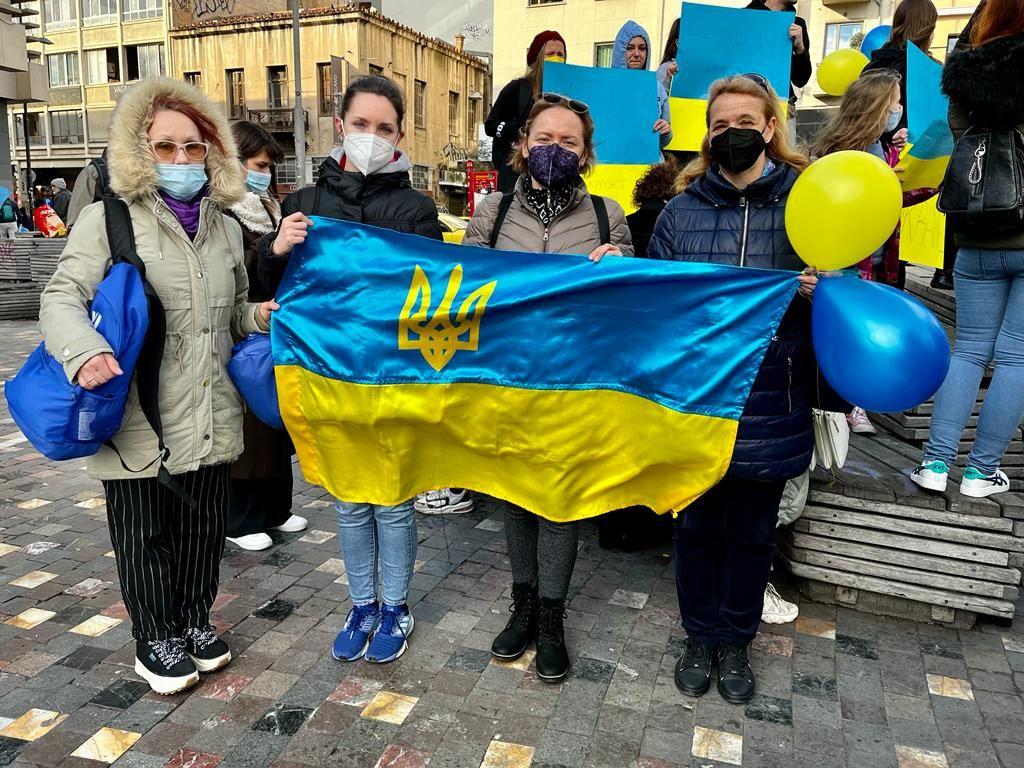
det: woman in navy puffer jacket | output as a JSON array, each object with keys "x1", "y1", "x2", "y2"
[{"x1": 645, "y1": 74, "x2": 844, "y2": 707}]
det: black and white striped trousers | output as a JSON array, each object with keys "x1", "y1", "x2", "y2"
[{"x1": 103, "y1": 464, "x2": 229, "y2": 641}]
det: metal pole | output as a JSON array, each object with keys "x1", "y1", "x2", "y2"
[
  {"x1": 21, "y1": 103, "x2": 33, "y2": 224},
  {"x1": 291, "y1": 0, "x2": 306, "y2": 186}
]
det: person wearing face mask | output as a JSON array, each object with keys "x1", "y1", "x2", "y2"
[
  {"x1": 464, "y1": 94, "x2": 633, "y2": 682},
  {"x1": 223, "y1": 121, "x2": 308, "y2": 552},
  {"x1": 611, "y1": 20, "x2": 672, "y2": 148},
  {"x1": 485, "y1": 30, "x2": 567, "y2": 194},
  {"x1": 38, "y1": 78, "x2": 277, "y2": 695},
  {"x1": 643, "y1": 75, "x2": 846, "y2": 705},
  {"x1": 258, "y1": 75, "x2": 441, "y2": 667}
]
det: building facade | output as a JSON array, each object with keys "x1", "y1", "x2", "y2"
[
  {"x1": 169, "y1": 4, "x2": 490, "y2": 211},
  {"x1": 1, "y1": 0, "x2": 48, "y2": 195}
]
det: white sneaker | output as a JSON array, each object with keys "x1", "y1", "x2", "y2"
[
  {"x1": 761, "y1": 583, "x2": 799, "y2": 624},
  {"x1": 960, "y1": 468, "x2": 1010, "y2": 498},
  {"x1": 847, "y1": 407, "x2": 876, "y2": 435},
  {"x1": 414, "y1": 488, "x2": 474, "y2": 515},
  {"x1": 268, "y1": 514, "x2": 308, "y2": 533},
  {"x1": 910, "y1": 460, "x2": 949, "y2": 493},
  {"x1": 226, "y1": 532, "x2": 273, "y2": 551}
]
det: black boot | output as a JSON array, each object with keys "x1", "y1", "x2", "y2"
[
  {"x1": 931, "y1": 269, "x2": 954, "y2": 290},
  {"x1": 674, "y1": 637, "x2": 716, "y2": 697},
  {"x1": 717, "y1": 643, "x2": 756, "y2": 704},
  {"x1": 491, "y1": 582, "x2": 537, "y2": 660},
  {"x1": 535, "y1": 598, "x2": 570, "y2": 682}
]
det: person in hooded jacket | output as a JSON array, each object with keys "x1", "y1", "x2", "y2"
[
  {"x1": 38, "y1": 78, "x2": 276, "y2": 695},
  {"x1": 611, "y1": 20, "x2": 672, "y2": 148},
  {"x1": 258, "y1": 75, "x2": 442, "y2": 667},
  {"x1": 224, "y1": 120, "x2": 308, "y2": 552},
  {"x1": 642, "y1": 74, "x2": 844, "y2": 705}
]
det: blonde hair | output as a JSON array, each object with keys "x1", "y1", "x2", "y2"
[
  {"x1": 677, "y1": 75, "x2": 808, "y2": 192},
  {"x1": 813, "y1": 71, "x2": 901, "y2": 157},
  {"x1": 507, "y1": 98, "x2": 597, "y2": 177}
]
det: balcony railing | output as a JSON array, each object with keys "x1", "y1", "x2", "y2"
[{"x1": 247, "y1": 108, "x2": 309, "y2": 133}]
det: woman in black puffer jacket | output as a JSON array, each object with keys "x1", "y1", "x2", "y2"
[{"x1": 647, "y1": 74, "x2": 844, "y2": 707}]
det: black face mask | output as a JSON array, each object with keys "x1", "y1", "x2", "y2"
[{"x1": 709, "y1": 127, "x2": 767, "y2": 174}]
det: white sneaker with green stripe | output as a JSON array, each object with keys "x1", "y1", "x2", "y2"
[
  {"x1": 960, "y1": 467, "x2": 1010, "y2": 498},
  {"x1": 911, "y1": 460, "x2": 949, "y2": 493}
]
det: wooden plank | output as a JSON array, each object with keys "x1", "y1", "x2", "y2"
[
  {"x1": 781, "y1": 558, "x2": 1015, "y2": 618},
  {"x1": 782, "y1": 540, "x2": 1018, "y2": 600},
  {"x1": 801, "y1": 506, "x2": 1024, "y2": 552},
  {"x1": 789, "y1": 531, "x2": 1022, "y2": 585},
  {"x1": 808, "y1": 491, "x2": 1014, "y2": 532},
  {"x1": 793, "y1": 519, "x2": 1011, "y2": 566}
]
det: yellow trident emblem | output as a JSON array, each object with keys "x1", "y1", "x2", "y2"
[{"x1": 398, "y1": 264, "x2": 497, "y2": 372}]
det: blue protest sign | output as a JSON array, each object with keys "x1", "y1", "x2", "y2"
[
  {"x1": 672, "y1": 3, "x2": 795, "y2": 99},
  {"x1": 0, "y1": 187, "x2": 11, "y2": 205},
  {"x1": 906, "y1": 42, "x2": 949, "y2": 145},
  {"x1": 543, "y1": 62, "x2": 661, "y2": 165}
]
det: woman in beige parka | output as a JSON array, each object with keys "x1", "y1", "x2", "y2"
[{"x1": 38, "y1": 77, "x2": 276, "y2": 695}]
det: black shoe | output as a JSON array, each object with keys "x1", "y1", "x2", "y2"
[
  {"x1": 931, "y1": 270, "x2": 954, "y2": 290},
  {"x1": 182, "y1": 625, "x2": 232, "y2": 673},
  {"x1": 491, "y1": 582, "x2": 538, "y2": 660},
  {"x1": 535, "y1": 598, "x2": 570, "y2": 682},
  {"x1": 717, "y1": 643, "x2": 755, "y2": 704},
  {"x1": 674, "y1": 637, "x2": 716, "y2": 697},
  {"x1": 135, "y1": 639, "x2": 199, "y2": 695}
]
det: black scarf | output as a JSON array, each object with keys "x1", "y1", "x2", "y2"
[{"x1": 522, "y1": 178, "x2": 579, "y2": 228}]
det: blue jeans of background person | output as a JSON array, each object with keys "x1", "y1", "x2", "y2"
[
  {"x1": 674, "y1": 476, "x2": 786, "y2": 646},
  {"x1": 924, "y1": 248, "x2": 1024, "y2": 474},
  {"x1": 335, "y1": 500, "x2": 417, "y2": 607}
]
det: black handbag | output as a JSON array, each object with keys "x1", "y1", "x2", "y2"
[{"x1": 938, "y1": 126, "x2": 1024, "y2": 237}]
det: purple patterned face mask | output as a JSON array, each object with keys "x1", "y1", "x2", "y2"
[{"x1": 527, "y1": 143, "x2": 581, "y2": 188}]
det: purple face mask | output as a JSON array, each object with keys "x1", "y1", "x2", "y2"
[{"x1": 527, "y1": 143, "x2": 581, "y2": 188}]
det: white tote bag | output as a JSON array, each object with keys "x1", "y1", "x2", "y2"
[{"x1": 812, "y1": 409, "x2": 850, "y2": 471}]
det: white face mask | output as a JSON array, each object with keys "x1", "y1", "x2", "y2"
[{"x1": 342, "y1": 129, "x2": 397, "y2": 175}]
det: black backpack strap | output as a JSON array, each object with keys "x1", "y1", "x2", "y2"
[
  {"x1": 591, "y1": 195, "x2": 611, "y2": 245},
  {"x1": 488, "y1": 193, "x2": 517, "y2": 249},
  {"x1": 93, "y1": 156, "x2": 113, "y2": 200},
  {"x1": 101, "y1": 198, "x2": 196, "y2": 509}
]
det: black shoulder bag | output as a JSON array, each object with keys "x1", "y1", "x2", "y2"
[{"x1": 938, "y1": 126, "x2": 1024, "y2": 237}]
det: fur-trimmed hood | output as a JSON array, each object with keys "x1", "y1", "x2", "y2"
[
  {"x1": 108, "y1": 77, "x2": 245, "y2": 207},
  {"x1": 942, "y1": 33, "x2": 1024, "y2": 128}
]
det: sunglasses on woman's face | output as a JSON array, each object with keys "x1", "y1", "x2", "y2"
[
  {"x1": 539, "y1": 92, "x2": 590, "y2": 114},
  {"x1": 149, "y1": 140, "x2": 210, "y2": 163}
]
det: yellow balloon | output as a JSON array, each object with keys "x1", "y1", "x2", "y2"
[
  {"x1": 817, "y1": 48, "x2": 869, "y2": 96},
  {"x1": 785, "y1": 151, "x2": 903, "y2": 271}
]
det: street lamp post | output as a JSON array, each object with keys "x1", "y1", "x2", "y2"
[{"x1": 292, "y1": 0, "x2": 306, "y2": 186}]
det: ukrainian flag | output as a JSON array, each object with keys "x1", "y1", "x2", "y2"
[{"x1": 272, "y1": 217, "x2": 800, "y2": 522}]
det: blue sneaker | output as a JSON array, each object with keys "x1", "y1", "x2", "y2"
[
  {"x1": 332, "y1": 602, "x2": 379, "y2": 661},
  {"x1": 365, "y1": 604, "x2": 414, "y2": 664}
]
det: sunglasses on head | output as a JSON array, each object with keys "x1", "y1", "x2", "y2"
[
  {"x1": 742, "y1": 73, "x2": 771, "y2": 94},
  {"x1": 539, "y1": 92, "x2": 590, "y2": 114}
]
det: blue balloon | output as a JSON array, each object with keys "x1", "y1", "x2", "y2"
[
  {"x1": 860, "y1": 25, "x2": 892, "y2": 59},
  {"x1": 812, "y1": 275, "x2": 950, "y2": 413}
]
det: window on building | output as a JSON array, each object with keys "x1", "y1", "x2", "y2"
[
  {"x1": 14, "y1": 112, "x2": 45, "y2": 146},
  {"x1": 42, "y1": 0, "x2": 76, "y2": 31},
  {"x1": 267, "y1": 66, "x2": 288, "y2": 109},
  {"x1": 823, "y1": 22, "x2": 863, "y2": 56},
  {"x1": 47, "y1": 52, "x2": 80, "y2": 88},
  {"x1": 316, "y1": 63, "x2": 332, "y2": 115},
  {"x1": 594, "y1": 42, "x2": 613, "y2": 68},
  {"x1": 49, "y1": 110, "x2": 85, "y2": 144},
  {"x1": 415, "y1": 80, "x2": 426, "y2": 129},
  {"x1": 85, "y1": 48, "x2": 120, "y2": 84},
  {"x1": 227, "y1": 69, "x2": 246, "y2": 119},
  {"x1": 369, "y1": 64, "x2": 384, "y2": 76},
  {"x1": 449, "y1": 91, "x2": 460, "y2": 137},
  {"x1": 468, "y1": 96, "x2": 479, "y2": 136},
  {"x1": 121, "y1": 0, "x2": 162, "y2": 21},
  {"x1": 411, "y1": 164, "x2": 430, "y2": 191},
  {"x1": 277, "y1": 158, "x2": 297, "y2": 185},
  {"x1": 184, "y1": 71, "x2": 201, "y2": 88},
  {"x1": 124, "y1": 44, "x2": 164, "y2": 80},
  {"x1": 82, "y1": 0, "x2": 116, "y2": 26},
  {"x1": 528, "y1": 0, "x2": 563, "y2": 6}
]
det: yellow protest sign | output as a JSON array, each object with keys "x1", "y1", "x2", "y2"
[
  {"x1": 899, "y1": 196, "x2": 945, "y2": 269},
  {"x1": 665, "y1": 98, "x2": 707, "y2": 152},
  {"x1": 585, "y1": 164, "x2": 650, "y2": 217},
  {"x1": 897, "y1": 145, "x2": 949, "y2": 191}
]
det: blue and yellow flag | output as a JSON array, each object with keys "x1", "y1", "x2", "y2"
[{"x1": 272, "y1": 218, "x2": 799, "y2": 522}]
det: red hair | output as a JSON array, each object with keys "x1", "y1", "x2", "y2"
[
  {"x1": 149, "y1": 96, "x2": 225, "y2": 153},
  {"x1": 971, "y1": 0, "x2": 1024, "y2": 46}
]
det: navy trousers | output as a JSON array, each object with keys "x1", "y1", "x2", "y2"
[{"x1": 674, "y1": 476, "x2": 786, "y2": 646}]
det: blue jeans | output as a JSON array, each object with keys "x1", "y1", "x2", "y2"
[
  {"x1": 924, "y1": 247, "x2": 1024, "y2": 474},
  {"x1": 335, "y1": 500, "x2": 417, "y2": 607}
]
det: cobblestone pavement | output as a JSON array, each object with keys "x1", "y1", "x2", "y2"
[{"x1": 1, "y1": 320, "x2": 1024, "y2": 768}]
